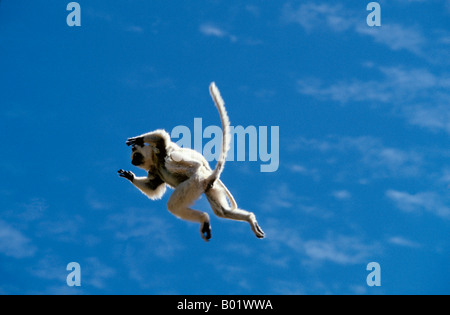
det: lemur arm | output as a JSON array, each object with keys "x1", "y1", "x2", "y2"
[
  {"x1": 126, "y1": 129, "x2": 171, "y2": 148},
  {"x1": 118, "y1": 169, "x2": 167, "y2": 200}
]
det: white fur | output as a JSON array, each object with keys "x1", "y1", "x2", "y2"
[{"x1": 120, "y1": 83, "x2": 265, "y2": 241}]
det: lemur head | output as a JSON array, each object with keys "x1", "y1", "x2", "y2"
[
  {"x1": 129, "y1": 130, "x2": 170, "y2": 170},
  {"x1": 131, "y1": 144, "x2": 157, "y2": 170}
]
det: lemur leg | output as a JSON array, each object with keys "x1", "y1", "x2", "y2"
[
  {"x1": 167, "y1": 177, "x2": 211, "y2": 242},
  {"x1": 205, "y1": 185, "x2": 265, "y2": 239}
]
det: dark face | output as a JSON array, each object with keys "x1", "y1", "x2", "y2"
[{"x1": 131, "y1": 148, "x2": 144, "y2": 166}]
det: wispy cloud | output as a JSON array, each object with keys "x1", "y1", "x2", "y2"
[
  {"x1": 290, "y1": 135, "x2": 424, "y2": 180},
  {"x1": 287, "y1": 164, "x2": 320, "y2": 181},
  {"x1": 103, "y1": 207, "x2": 185, "y2": 289},
  {"x1": 440, "y1": 168, "x2": 450, "y2": 185},
  {"x1": 245, "y1": 5, "x2": 261, "y2": 17},
  {"x1": 282, "y1": 3, "x2": 354, "y2": 33},
  {"x1": 199, "y1": 24, "x2": 227, "y2": 38},
  {"x1": 19, "y1": 198, "x2": 48, "y2": 221},
  {"x1": 332, "y1": 190, "x2": 352, "y2": 200},
  {"x1": 282, "y1": 2, "x2": 438, "y2": 57},
  {"x1": 402, "y1": 103, "x2": 450, "y2": 135},
  {"x1": 199, "y1": 23, "x2": 237, "y2": 42},
  {"x1": 27, "y1": 255, "x2": 116, "y2": 291},
  {"x1": 298, "y1": 66, "x2": 448, "y2": 104},
  {"x1": 386, "y1": 190, "x2": 450, "y2": 220},
  {"x1": 388, "y1": 236, "x2": 421, "y2": 248},
  {"x1": 297, "y1": 65, "x2": 450, "y2": 135},
  {"x1": 86, "y1": 188, "x2": 111, "y2": 211},
  {"x1": 199, "y1": 23, "x2": 263, "y2": 46},
  {"x1": 302, "y1": 234, "x2": 379, "y2": 265},
  {"x1": 266, "y1": 225, "x2": 380, "y2": 266},
  {"x1": 0, "y1": 220, "x2": 36, "y2": 259},
  {"x1": 105, "y1": 207, "x2": 183, "y2": 258},
  {"x1": 356, "y1": 23, "x2": 425, "y2": 55},
  {"x1": 26, "y1": 254, "x2": 67, "y2": 282},
  {"x1": 83, "y1": 257, "x2": 116, "y2": 289},
  {"x1": 260, "y1": 183, "x2": 333, "y2": 219},
  {"x1": 84, "y1": 8, "x2": 146, "y2": 34},
  {"x1": 35, "y1": 215, "x2": 85, "y2": 243},
  {"x1": 270, "y1": 280, "x2": 306, "y2": 295}
]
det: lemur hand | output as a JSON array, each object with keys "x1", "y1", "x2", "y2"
[
  {"x1": 126, "y1": 137, "x2": 144, "y2": 147},
  {"x1": 118, "y1": 169, "x2": 135, "y2": 182}
]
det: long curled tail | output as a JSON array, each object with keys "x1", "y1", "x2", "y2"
[{"x1": 206, "y1": 82, "x2": 231, "y2": 189}]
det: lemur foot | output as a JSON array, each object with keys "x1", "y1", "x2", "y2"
[
  {"x1": 253, "y1": 222, "x2": 265, "y2": 239},
  {"x1": 201, "y1": 221, "x2": 212, "y2": 242},
  {"x1": 249, "y1": 214, "x2": 265, "y2": 239}
]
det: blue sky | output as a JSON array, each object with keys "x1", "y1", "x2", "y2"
[{"x1": 0, "y1": 0, "x2": 449, "y2": 294}]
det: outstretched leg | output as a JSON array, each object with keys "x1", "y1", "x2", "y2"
[
  {"x1": 205, "y1": 184, "x2": 265, "y2": 239},
  {"x1": 167, "y1": 177, "x2": 211, "y2": 241}
]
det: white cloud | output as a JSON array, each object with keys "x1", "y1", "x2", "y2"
[
  {"x1": 260, "y1": 183, "x2": 295, "y2": 210},
  {"x1": 245, "y1": 5, "x2": 261, "y2": 17},
  {"x1": 260, "y1": 183, "x2": 333, "y2": 219},
  {"x1": 199, "y1": 24, "x2": 237, "y2": 42},
  {"x1": 29, "y1": 255, "x2": 116, "y2": 291},
  {"x1": 20, "y1": 198, "x2": 48, "y2": 221},
  {"x1": 199, "y1": 24, "x2": 227, "y2": 38},
  {"x1": 86, "y1": 188, "x2": 111, "y2": 210},
  {"x1": 356, "y1": 23, "x2": 425, "y2": 55},
  {"x1": 386, "y1": 190, "x2": 450, "y2": 219},
  {"x1": 26, "y1": 255, "x2": 66, "y2": 281},
  {"x1": 302, "y1": 235, "x2": 377, "y2": 265},
  {"x1": 0, "y1": 220, "x2": 36, "y2": 258},
  {"x1": 270, "y1": 280, "x2": 306, "y2": 295},
  {"x1": 288, "y1": 164, "x2": 320, "y2": 181},
  {"x1": 107, "y1": 208, "x2": 168, "y2": 240},
  {"x1": 36, "y1": 215, "x2": 85, "y2": 243},
  {"x1": 105, "y1": 207, "x2": 183, "y2": 259},
  {"x1": 266, "y1": 225, "x2": 380, "y2": 266},
  {"x1": 85, "y1": 8, "x2": 145, "y2": 34},
  {"x1": 282, "y1": 3, "x2": 354, "y2": 33},
  {"x1": 83, "y1": 257, "x2": 116, "y2": 289},
  {"x1": 291, "y1": 135, "x2": 424, "y2": 180},
  {"x1": 332, "y1": 190, "x2": 352, "y2": 200},
  {"x1": 440, "y1": 168, "x2": 450, "y2": 185},
  {"x1": 298, "y1": 66, "x2": 448, "y2": 104},
  {"x1": 403, "y1": 103, "x2": 450, "y2": 135},
  {"x1": 100, "y1": 205, "x2": 180, "y2": 289},
  {"x1": 283, "y1": 2, "x2": 430, "y2": 56},
  {"x1": 297, "y1": 65, "x2": 450, "y2": 135},
  {"x1": 388, "y1": 236, "x2": 421, "y2": 248}
]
